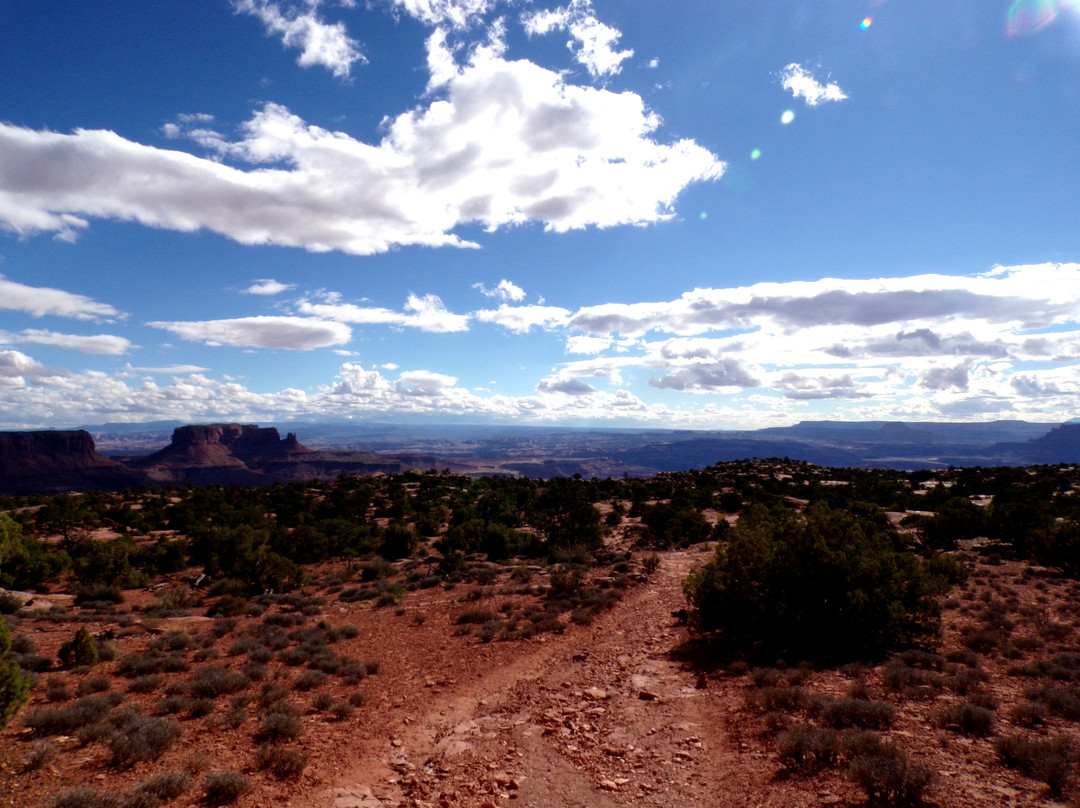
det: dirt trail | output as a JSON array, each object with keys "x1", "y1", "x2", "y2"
[{"x1": 316, "y1": 551, "x2": 839, "y2": 808}]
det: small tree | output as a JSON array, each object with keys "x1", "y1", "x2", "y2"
[
  {"x1": 683, "y1": 502, "x2": 940, "y2": 662},
  {"x1": 59, "y1": 627, "x2": 99, "y2": 669},
  {"x1": 0, "y1": 617, "x2": 30, "y2": 728}
]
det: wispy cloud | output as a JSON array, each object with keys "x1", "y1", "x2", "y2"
[
  {"x1": 296, "y1": 293, "x2": 470, "y2": 332},
  {"x1": 391, "y1": 0, "x2": 494, "y2": 29},
  {"x1": 473, "y1": 279, "x2": 526, "y2": 301},
  {"x1": 233, "y1": 0, "x2": 365, "y2": 78},
  {"x1": 2, "y1": 329, "x2": 133, "y2": 355},
  {"x1": 244, "y1": 279, "x2": 295, "y2": 295},
  {"x1": 523, "y1": 0, "x2": 634, "y2": 78},
  {"x1": 473, "y1": 304, "x2": 570, "y2": 333},
  {"x1": 0, "y1": 275, "x2": 122, "y2": 321},
  {"x1": 779, "y1": 63, "x2": 847, "y2": 106}
]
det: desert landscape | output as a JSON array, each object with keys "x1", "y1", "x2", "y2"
[{"x1": 2, "y1": 454, "x2": 1080, "y2": 807}]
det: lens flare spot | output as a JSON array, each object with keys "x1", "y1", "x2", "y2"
[
  {"x1": 750, "y1": 148, "x2": 762, "y2": 160},
  {"x1": 1006, "y1": 0, "x2": 1057, "y2": 36},
  {"x1": 699, "y1": 212, "x2": 708, "y2": 220},
  {"x1": 860, "y1": 17, "x2": 873, "y2": 29},
  {"x1": 780, "y1": 110, "x2": 795, "y2": 124}
]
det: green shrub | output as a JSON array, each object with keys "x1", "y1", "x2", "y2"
[
  {"x1": 0, "y1": 656, "x2": 30, "y2": 730},
  {"x1": 52, "y1": 788, "x2": 125, "y2": 808},
  {"x1": 814, "y1": 697, "x2": 895, "y2": 729},
  {"x1": 132, "y1": 771, "x2": 191, "y2": 802},
  {"x1": 108, "y1": 715, "x2": 182, "y2": 767},
  {"x1": 995, "y1": 735, "x2": 1073, "y2": 796},
  {"x1": 24, "y1": 694, "x2": 116, "y2": 735},
  {"x1": 683, "y1": 502, "x2": 940, "y2": 662},
  {"x1": 189, "y1": 665, "x2": 248, "y2": 698},
  {"x1": 255, "y1": 744, "x2": 308, "y2": 779},
  {"x1": 776, "y1": 724, "x2": 841, "y2": 771},
  {"x1": 255, "y1": 709, "x2": 302, "y2": 743},
  {"x1": 201, "y1": 771, "x2": 252, "y2": 805},
  {"x1": 848, "y1": 744, "x2": 933, "y2": 806},
  {"x1": 933, "y1": 702, "x2": 995, "y2": 736},
  {"x1": 59, "y1": 627, "x2": 99, "y2": 669}
]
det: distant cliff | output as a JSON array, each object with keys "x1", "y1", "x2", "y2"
[
  {"x1": 0, "y1": 430, "x2": 136, "y2": 493},
  {"x1": 139, "y1": 424, "x2": 309, "y2": 467},
  {"x1": 130, "y1": 423, "x2": 400, "y2": 486}
]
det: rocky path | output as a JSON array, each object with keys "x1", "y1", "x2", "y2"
[{"x1": 316, "y1": 551, "x2": 836, "y2": 808}]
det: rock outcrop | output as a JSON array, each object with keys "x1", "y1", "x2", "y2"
[
  {"x1": 140, "y1": 424, "x2": 310, "y2": 467},
  {"x1": 131, "y1": 423, "x2": 400, "y2": 486},
  {"x1": 0, "y1": 430, "x2": 136, "y2": 493}
]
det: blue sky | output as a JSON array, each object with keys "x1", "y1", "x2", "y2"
[{"x1": 1, "y1": 0, "x2": 1079, "y2": 430}]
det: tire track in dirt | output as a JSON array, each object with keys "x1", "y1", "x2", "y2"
[{"x1": 317, "y1": 550, "x2": 827, "y2": 808}]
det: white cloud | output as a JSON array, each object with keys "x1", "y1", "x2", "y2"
[
  {"x1": 474, "y1": 303, "x2": 570, "y2": 333},
  {"x1": 392, "y1": 0, "x2": 495, "y2": 29},
  {"x1": 566, "y1": 264, "x2": 1080, "y2": 337},
  {"x1": 297, "y1": 292, "x2": 470, "y2": 332},
  {"x1": 523, "y1": 0, "x2": 633, "y2": 78},
  {"x1": 5, "y1": 329, "x2": 133, "y2": 355},
  {"x1": 650, "y1": 359, "x2": 760, "y2": 393},
  {"x1": 0, "y1": 36, "x2": 721, "y2": 254},
  {"x1": 394, "y1": 369, "x2": 459, "y2": 396},
  {"x1": 234, "y1": 0, "x2": 366, "y2": 78},
  {"x1": 779, "y1": 63, "x2": 848, "y2": 106},
  {"x1": 0, "y1": 274, "x2": 122, "y2": 321},
  {"x1": 124, "y1": 364, "x2": 211, "y2": 375},
  {"x1": 244, "y1": 278, "x2": 294, "y2": 295},
  {"x1": 536, "y1": 374, "x2": 597, "y2": 395},
  {"x1": 565, "y1": 334, "x2": 614, "y2": 354},
  {"x1": 0, "y1": 350, "x2": 45, "y2": 388},
  {"x1": 147, "y1": 316, "x2": 352, "y2": 349},
  {"x1": 473, "y1": 278, "x2": 526, "y2": 301}
]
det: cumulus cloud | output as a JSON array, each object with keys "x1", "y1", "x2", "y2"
[
  {"x1": 297, "y1": 292, "x2": 470, "y2": 332},
  {"x1": 536, "y1": 375, "x2": 597, "y2": 395},
  {"x1": 523, "y1": 0, "x2": 634, "y2": 78},
  {"x1": 0, "y1": 34, "x2": 721, "y2": 254},
  {"x1": 234, "y1": 0, "x2": 365, "y2": 78},
  {"x1": 147, "y1": 316, "x2": 352, "y2": 349},
  {"x1": 394, "y1": 369, "x2": 459, "y2": 396},
  {"x1": 650, "y1": 359, "x2": 760, "y2": 393},
  {"x1": 473, "y1": 279, "x2": 526, "y2": 301},
  {"x1": 0, "y1": 275, "x2": 122, "y2": 321},
  {"x1": 773, "y1": 372, "x2": 871, "y2": 400},
  {"x1": 244, "y1": 278, "x2": 294, "y2": 295},
  {"x1": 0, "y1": 350, "x2": 46, "y2": 388},
  {"x1": 779, "y1": 63, "x2": 848, "y2": 106}
]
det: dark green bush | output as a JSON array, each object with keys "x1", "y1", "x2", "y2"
[
  {"x1": 684, "y1": 502, "x2": 941, "y2": 662},
  {"x1": 59, "y1": 627, "x2": 99, "y2": 669},
  {"x1": 0, "y1": 656, "x2": 30, "y2": 729}
]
